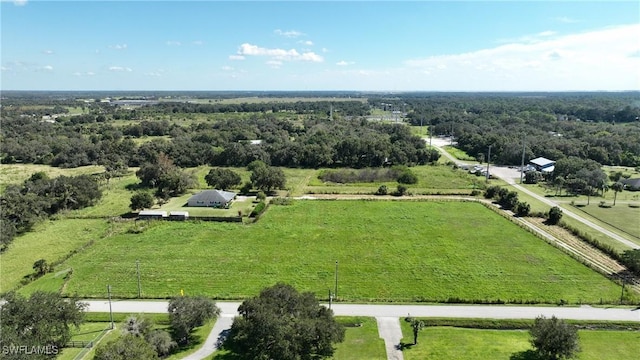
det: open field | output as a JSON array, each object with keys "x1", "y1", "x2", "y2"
[
  {"x1": 34, "y1": 200, "x2": 626, "y2": 303},
  {"x1": 399, "y1": 324, "x2": 640, "y2": 360},
  {"x1": 306, "y1": 165, "x2": 483, "y2": 195},
  {"x1": 0, "y1": 219, "x2": 109, "y2": 293},
  {"x1": 0, "y1": 163, "x2": 104, "y2": 192},
  {"x1": 569, "y1": 203, "x2": 640, "y2": 240},
  {"x1": 443, "y1": 145, "x2": 477, "y2": 161},
  {"x1": 176, "y1": 96, "x2": 369, "y2": 104}
]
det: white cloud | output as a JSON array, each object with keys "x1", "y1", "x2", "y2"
[
  {"x1": 237, "y1": 43, "x2": 323, "y2": 62},
  {"x1": 42, "y1": 65, "x2": 53, "y2": 71},
  {"x1": 73, "y1": 71, "x2": 96, "y2": 77},
  {"x1": 1, "y1": 66, "x2": 9, "y2": 71},
  {"x1": 166, "y1": 40, "x2": 181, "y2": 46},
  {"x1": 403, "y1": 24, "x2": 640, "y2": 91},
  {"x1": 109, "y1": 44, "x2": 127, "y2": 50},
  {"x1": 299, "y1": 40, "x2": 313, "y2": 46},
  {"x1": 221, "y1": 66, "x2": 234, "y2": 71},
  {"x1": 229, "y1": 55, "x2": 245, "y2": 61},
  {"x1": 192, "y1": 40, "x2": 204, "y2": 46},
  {"x1": 109, "y1": 66, "x2": 132, "y2": 72},
  {"x1": 12, "y1": 0, "x2": 27, "y2": 6},
  {"x1": 498, "y1": 31, "x2": 556, "y2": 44},
  {"x1": 42, "y1": 49, "x2": 54, "y2": 55},
  {"x1": 274, "y1": 29, "x2": 304, "y2": 38},
  {"x1": 336, "y1": 60, "x2": 355, "y2": 66},
  {"x1": 322, "y1": 48, "x2": 329, "y2": 53}
]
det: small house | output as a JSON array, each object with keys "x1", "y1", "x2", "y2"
[
  {"x1": 621, "y1": 178, "x2": 640, "y2": 191},
  {"x1": 187, "y1": 190, "x2": 236, "y2": 208},
  {"x1": 138, "y1": 210, "x2": 167, "y2": 220}
]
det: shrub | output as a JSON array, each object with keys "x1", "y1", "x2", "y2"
[
  {"x1": 376, "y1": 185, "x2": 388, "y2": 195},
  {"x1": 256, "y1": 191, "x2": 266, "y2": 201},
  {"x1": 397, "y1": 170, "x2": 418, "y2": 184},
  {"x1": 250, "y1": 201, "x2": 267, "y2": 217},
  {"x1": 514, "y1": 202, "x2": 531, "y2": 217},
  {"x1": 547, "y1": 206, "x2": 563, "y2": 225},
  {"x1": 394, "y1": 185, "x2": 408, "y2": 196}
]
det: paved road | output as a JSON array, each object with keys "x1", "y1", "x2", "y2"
[
  {"x1": 84, "y1": 300, "x2": 640, "y2": 322},
  {"x1": 428, "y1": 137, "x2": 639, "y2": 250},
  {"x1": 83, "y1": 300, "x2": 639, "y2": 359}
]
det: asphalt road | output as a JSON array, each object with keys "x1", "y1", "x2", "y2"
[{"x1": 84, "y1": 300, "x2": 640, "y2": 322}]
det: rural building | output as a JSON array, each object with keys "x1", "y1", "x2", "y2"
[
  {"x1": 187, "y1": 190, "x2": 236, "y2": 208},
  {"x1": 621, "y1": 178, "x2": 640, "y2": 191},
  {"x1": 529, "y1": 157, "x2": 555, "y2": 173},
  {"x1": 138, "y1": 210, "x2": 168, "y2": 220},
  {"x1": 169, "y1": 211, "x2": 189, "y2": 220}
]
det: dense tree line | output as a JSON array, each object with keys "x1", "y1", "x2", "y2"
[
  {"x1": 398, "y1": 94, "x2": 640, "y2": 167},
  {"x1": 2, "y1": 93, "x2": 638, "y2": 170},
  {"x1": 0, "y1": 172, "x2": 102, "y2": 250}
]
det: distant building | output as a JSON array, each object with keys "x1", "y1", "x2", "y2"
[
  {"x1": 529, "y1": 157, "x2": 555, "y2": 174},
  {"x1": 620, "y1": 178, "x2": 640, "y2": 191},
  {"x1": 169, "y1": 211, "x2": 189, "y2": 221},
  {"x1": 138, "y1": 210, "x2": 167, "y2": 220},
  {"x1": 187, "y1": 190, "x2": 236, "y2": 208}
]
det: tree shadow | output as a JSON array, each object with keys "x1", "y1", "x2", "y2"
[
  {"x1": 125, "y1": 183, "x2": 144, "y2": 191},
  {"x1": 396, "y1": 342, "x2": 414, "y2": 351},
  {"x1": 510, "y1": 350, "x2": 544, "y2": 360}
]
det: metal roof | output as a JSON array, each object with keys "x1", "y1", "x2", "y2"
[{"x1": 529, "y1": 157, "x2": 555, "y2": 167}]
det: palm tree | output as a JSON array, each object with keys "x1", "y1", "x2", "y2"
[{"x1": 611, "y1": 182, "x2": 624, "y2": 206}]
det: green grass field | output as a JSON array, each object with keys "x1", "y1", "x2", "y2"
[
  {"x1": 0, "y1": 219, "x2": 109, "y2": 293},
  {"x1": 399, "y1": 324, "x2": 640, "y2": 360},
  {"x1": 305, "y1": 165, "x2": 482, "y2": 195},
  {"x1": 40, "y1": 200, "x2": 625, "y2": 303},
  {"x1": 0, "y1": 163, "x2": 104, "y2": 192},
  {"x1": 569, "y1": 203, "x2": 640, "y2": 240},
  {"x1": 443, "y1": 146, "x2": 477, "y2": 161},
  {"x1": 332, "y1": 317, "x2": 386, "y2": 360}
]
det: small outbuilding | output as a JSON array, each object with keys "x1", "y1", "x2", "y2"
[
  {"x1": 529, "y1": 157, "x2": 556, "y2": 173},
  {"x1": 187, "y1": 190, "x2": 236, "y2": 208},
  {"x1": 138, "y1": 210, "x2": 168, "y2": 220},
  {"x1": 169, "y1": 211, "x2": 189, "y2": 221}
]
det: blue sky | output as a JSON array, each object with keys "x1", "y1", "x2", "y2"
[{"x1": 1, "y1": 1, "x2": 639, "y2": 91}]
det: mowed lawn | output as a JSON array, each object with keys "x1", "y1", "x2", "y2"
[
  {"x1": 58, "y1": 201, "x2": 623, "y2": 302},
  {"x1": 571, "y1": 203, "x2": 640, "y2": 240},
  {"x1": 399, "y1": 326, "x2": 640, "y2": 360}
]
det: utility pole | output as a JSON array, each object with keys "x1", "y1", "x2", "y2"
[
  {"x1": 334, "y1": 261, "x2": 339, "y2": 301},
  {"x1": 107, "y1": 285, "x2": 114, "y2": 329},
  {"x1": 486, "y1": 145, "x2": 492, "y2": 182},
  {"x1": 520, "y1": 136, "x2": 526, "y2": 184},
  {"x1": 136, "y1": 260, "x2": 141, "y2": 298}
]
